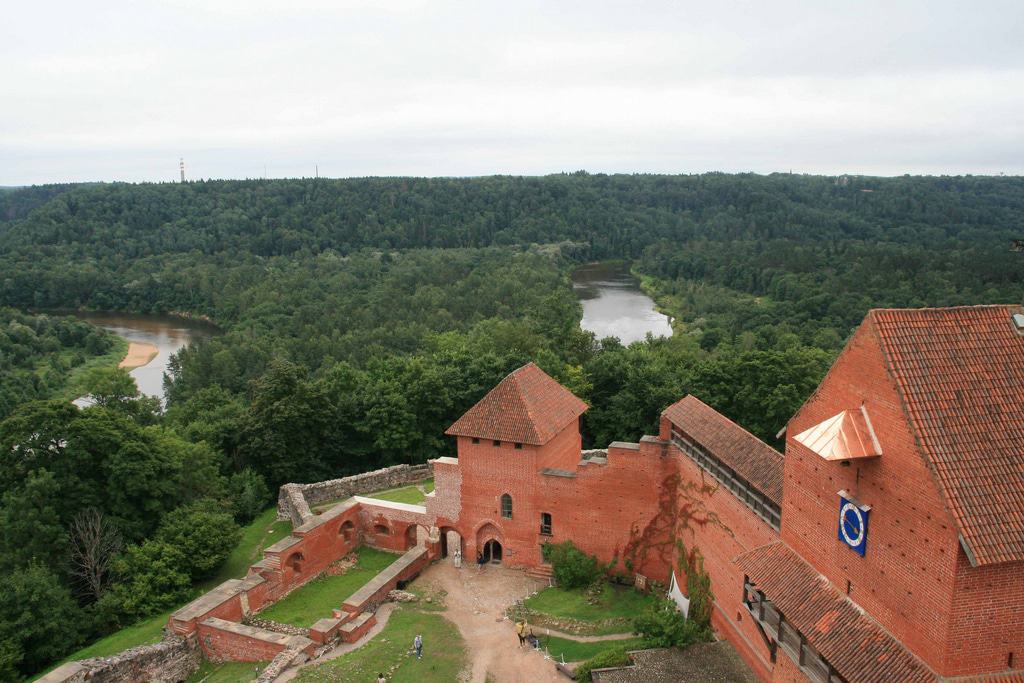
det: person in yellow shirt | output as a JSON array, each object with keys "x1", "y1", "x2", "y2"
[{"x1": 515, "y1": 620, "x2": 526, "y2": 647}]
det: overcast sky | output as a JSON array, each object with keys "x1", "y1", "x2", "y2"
[{"x1": 2, "y1": 0, "x2": 1023, "y2": 184}]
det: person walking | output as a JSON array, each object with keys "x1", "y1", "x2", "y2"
[
  {"x1": 413, "y1": 633, "x2": 423, "y2": 660},
  {"x1": 377, "y1": 674, "x2": 386, "y2": 683},
  {"x1": 515, "y1": 620, "x2": 526, "y2": 647}
]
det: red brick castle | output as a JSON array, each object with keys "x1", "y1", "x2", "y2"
[
  {"x1": 425, "y1": 305, "x2": 1024, "y2": 682},
  {"x1": 51, "y1": 305, "x2": 1020, "y2": 682}
]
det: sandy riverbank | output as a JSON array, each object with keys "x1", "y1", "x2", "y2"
[{"x1": 118, "y1": 342, "x2": 159, "y2": 369}]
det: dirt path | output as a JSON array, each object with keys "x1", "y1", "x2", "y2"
[
  {"x1": 118, "y1": 341, "x2": 159, "y2": 369},
  {"x1": 533, "y1": 627, "x2": 635, "y2": 642},
  {"x1": 416, "y1": 562, "x2": 565, "y2": 683}
]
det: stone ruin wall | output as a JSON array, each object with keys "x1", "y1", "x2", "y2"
[
  {"x1": 37, "y1": 636, "x2": 200, "y2": 683},
  {"x1": 277, "y1": 463, "x2": 433, "y2": 526}
]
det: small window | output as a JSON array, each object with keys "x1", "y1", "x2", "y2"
[
  {"x1": 540, "y1": 512, "x2": 552, "y2": 536},
  {"x1": 373, "y1": 523, "x2": 390, "y2": 536},
  {"x1": 501, "y1": 494, "x2": 513, "y2": 519},
  {"x1": 471, "y1": 437, "x2": 480, "y2": 444},
  {"x1": 493, "y1": 440, "x2": 501, "y2": 447},
  {"x1": 514, "y1": 443, "x2": 523, "y2": 450}
]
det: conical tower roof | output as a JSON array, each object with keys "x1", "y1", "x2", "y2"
[{"x1": 446, "y1": 363, "x2": 588, "y2": 446}]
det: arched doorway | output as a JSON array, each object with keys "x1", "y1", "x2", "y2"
[
  {"x1": 404, "y1": 524, "x2": 417, "y2": 549},
  {"x1": 475, "y1": 522, "x2": 503, "y2": 565},
  {"x1": 439, "y1": 527, "x2": 462, "y2": 559},
  {"x1": 482, "y1": 539, "x2": 503, "y2": 564}
]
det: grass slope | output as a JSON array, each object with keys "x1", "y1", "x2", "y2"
[
  {"x1": 257, "y1": 547, "x2": 399, "y2": 628},
  {"x1": 202, "y1": 509, "x2": 291, "y2": 590},
  {"x1": 295, "y1": 605, "x2": 465, "y2": 683}
]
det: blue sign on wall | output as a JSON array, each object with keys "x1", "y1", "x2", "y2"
[{"x1": 838, "y1": 492, "x2": 870, "y2": 556}]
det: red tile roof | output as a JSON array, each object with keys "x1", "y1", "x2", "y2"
[
  {"x1": 445, "y1": 362, "x2": 588, "y2": 446},
  {"x1": 663, "y1": 395, "x2": 784, "y2": 506},
  {"x1": 954, "y1": 674, "x2": 1024, "y2": 683},
  {"x1": 737, "y1": 542, "x2": 935, "y2": 683},
  {"x1": 868, "y1": 305, "x2": 1024, "y2": 566}
]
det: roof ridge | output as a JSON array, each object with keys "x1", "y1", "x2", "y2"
[
  {"x1": 869, "y1": 303, "x2": 1012, "y2": 313},
  {"x1": 512, "y1": 364, "x2": 541, "y2": 444},
  {"x1": 683, "y1": 395, "x2": 783, "y2": 459}
]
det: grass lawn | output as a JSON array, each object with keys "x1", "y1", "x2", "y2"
[
  {"x1": 538, "y1": 635, "x2": 648, "y2": 663},
  {"x1": 295, "y1": 605, "x2": 465, "y2": 682},
  {"x1": 54, "y1": 508, "x2": 290, "y2": 667},
  {"x1": 523, "y1": 584, "x2": 657, "y2": 635},
  {"x1": 258, "y1": 547, "x2": 399, "y2": 627},
  {"x1": 364, "y1": 478, "x2": 433, "y2": 505},
  {"x1": 187, "y1": 660, "x2": 269, "y2": 682}
]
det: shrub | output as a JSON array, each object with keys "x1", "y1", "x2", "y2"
[
  {"x1": 573, "y1": 645, "x2": 632, "y2": 682},
  {"x1": 632, "y1": 597, "x2": 710, "y2": 648},
  {"x1": 542, "y1": 541, "x2": 602, "y2": 589},
  {"x1": 101, "y1": 540, "x2": 192, "y2": 622},
  {"x1": 155, "y1": 499, "x2": 240, "y2": 580}
]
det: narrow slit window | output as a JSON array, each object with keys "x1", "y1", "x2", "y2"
[{"x1": 540, "y1": 512, "x2": 552, "y2": 535}]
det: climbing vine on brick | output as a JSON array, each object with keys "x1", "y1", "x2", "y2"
[{"x1": 621, "y1": 470, "x2": 730, "y2": 580}]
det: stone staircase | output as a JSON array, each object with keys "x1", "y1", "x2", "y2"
[{"x1": 526, "y1": 563, "x2": 554, "y2": 583}]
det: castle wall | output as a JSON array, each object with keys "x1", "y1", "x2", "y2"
[
  {"x1": 664, "y1": 433, "x2": 780, "y2": 683},
  {"x1": 450, "y1": 430, "x2": 672, "y2": 578},
  {"x1": 946, "y1": 549, "x2": 1024, "y2": 676},
  {"x1": 782, "y1": 323, "x2": 960, "y2": 675},
  {"x1": 532, "y1": 439, "x2": 672, "y2": 579}
]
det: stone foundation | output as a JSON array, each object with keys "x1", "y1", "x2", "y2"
[{"x1": 36, "y1": 636, "x2": 199, "y2": 683}]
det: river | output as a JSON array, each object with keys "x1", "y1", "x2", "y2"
[
  {"x1": 72, "y1": 312, "x2": 215, "y2": 404},
  {"x1": 571, "y1": 262, "x2": 673, "y2": 344}
]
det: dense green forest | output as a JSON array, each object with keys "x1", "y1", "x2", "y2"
[{"x1": 1, "y1": 173, "x2": 1022, "y2": 678}]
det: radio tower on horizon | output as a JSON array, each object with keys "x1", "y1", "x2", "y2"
[{"x1": 179, "y1": 158, "x2": 186, "y2": 183}]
